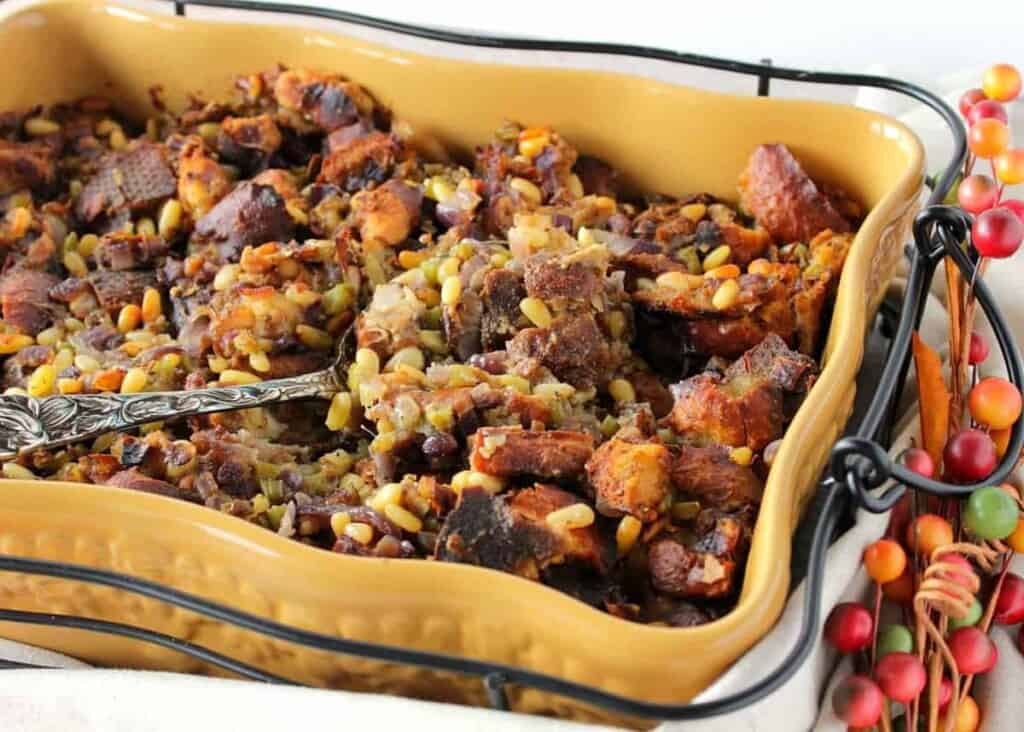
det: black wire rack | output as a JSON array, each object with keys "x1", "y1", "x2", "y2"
[{"x1": 1, "y1": 0, "x2": 1022, "y2": 723}]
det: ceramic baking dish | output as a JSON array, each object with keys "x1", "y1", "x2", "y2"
[{"x1": 0, "y1": 0, "x2": 923, "y2": 725}]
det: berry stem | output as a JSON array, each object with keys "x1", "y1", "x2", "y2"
[
  {"x1": 990, "y1": 158, "x2": 1005, "y2": 201},
  {"x1": 944, "y1": 256, "x2": 969, "y2": 434},
  {"x1": 926, "y1": 643, "x2": 943, "y2": 732},
  {"x1": 959, "y1": 553, "x2": 1011, "y2": 704},
  {"x1": 880, "y1": 700, "x2": 895, "y2": 732},
  {"x1": 964, "y1": 152, "x2": 976, "y2": 179},
  {"x1": 870, "y1": 582, "x2": 883, "y2": 666},
  {"x1": 950, "y1": 255, "x2": 989, "y2": 437}
]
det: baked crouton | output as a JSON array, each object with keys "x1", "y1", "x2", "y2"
[
  {"x1": 469, "y1": 426, "x2": 593, "y2": 481},
  {"x1": 273, "y1": 69, "x2": 374, "y2": 132},
  {"x1": 318, "y1": 131, "x2": 402, "y2": 191},
  {"x1": 738, "y1": 143, "x2": 852, "y2": 243},
  {"x1": 505, "y1": 314, "x2": 614, "y2": 389},
  {"x1": 0, "y1": 139, "x2": 56, "y2": 195},
  {"x1": 586, "y1": 436, "x2": 671, "y2": 522},
  {"x1": 671, "y1": 445, "x2": 763, "y2": 511},
  {"x1": 666, "y1": 371, "x2": 782, "y2": 450},
  {"x1": 353, "y1": 179, "x2": 423, "y2": 246},
  {"x1": 76, "y1": 141, "x2": 177, "y2": 223},
  {"x1": 648, "y1": 509, "x2": 750, "y2": 599},
  {"x1": 436, "y1": 484, "x2": 611, "y2": 577}
]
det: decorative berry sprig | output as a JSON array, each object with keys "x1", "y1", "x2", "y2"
[{"x1": 827, "y1": 63, "x2": 1024, "y2": 732}]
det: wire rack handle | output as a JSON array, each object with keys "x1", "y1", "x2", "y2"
[{"x1": 833, "y1": 205, "x2": 1024, "y2": 516}]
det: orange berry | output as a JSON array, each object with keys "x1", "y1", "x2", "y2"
[
  {"x1": 938, "y1": 694, "x2": 980, "y2": 732},
  {"x1": 968, "y1": 377, "x2": 1022, "y2": 430},
  {"x1": 994, "y1": 149, "x2": 1024, "y2": 186},
  {"x1": 968, "y1": 118, "x2": 1010, "y2": 159},
  {"x1": 863, "y1": 539, "x2": 907, "y2": 584},
  {"x1": 906, "y1": 514, "x2": 954, "y2": 558},
  {"x1": 982, "y1": 63, "x2": 1022, "y2": 103},
  {"x1": 882, "y1": 570, "x2": 915, "y2": 606},
  {"x1": 991, "y1": 427, "x2": 1012, "y2": 458},
  {"x1": 1008, "y1": 517, "x2": 1024, "y2": 553}
]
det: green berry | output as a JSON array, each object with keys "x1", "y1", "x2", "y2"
[
  {"x1": 965, "y1": 486, "x2": 1020, "y2": 540},
  {"x1": 877, "y1": 623, "x2": 914, "y2": 657},
  {"x1": 948, "y1": 597, "x2": 984, "y2": 629}
]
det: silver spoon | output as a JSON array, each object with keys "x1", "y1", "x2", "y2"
[{"x1": 0, "y1": 328, "x2": 355, "y2": 460}]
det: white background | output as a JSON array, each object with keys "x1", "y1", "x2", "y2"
[{"x1": 277, "y1": 0, "x2": 1020, "y2": 80}]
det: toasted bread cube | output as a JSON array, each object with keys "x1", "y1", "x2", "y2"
[
  {"x1": 738, "y1": 143, "x2": 851, "y2": 243},
  {"x1": 671, "y1": 445, "x2": 763, "y2": 511},
  {"x1": 436, "y1": 485, "x2": 611, "y2": 577},
  {"x1": 586, "y1": 438, "x2": 671, "y2": 522},
  {"x1": 469, "y1": 426, "x2": 593, "y2": 481},
  {"x1": 648, "y1": 535, "x2": 737, "y2": 599},
  {"x1": 353, "y1": 179, "x2": 423, "y2": 246},
  {"x1": 666, "y1": 372, "x2": 782, "y2": 451}
]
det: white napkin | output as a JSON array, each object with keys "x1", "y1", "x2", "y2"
[{"x1": 1, "y1": 57, "x2": 1021, "y2": 732}]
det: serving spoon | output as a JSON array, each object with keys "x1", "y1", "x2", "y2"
[{"x1": 0, "y1": 328, "x2": 356, "y2": 461}]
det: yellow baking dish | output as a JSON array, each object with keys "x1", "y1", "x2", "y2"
[{"x1": 0, "y1": 0, "x2": 923, "y2": 726}]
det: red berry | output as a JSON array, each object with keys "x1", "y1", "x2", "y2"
[
  {"x1": 968, "y1": 332, "x2": 990, "y2": 365},
  {"x1": 949, "y1": 627, "x2": 996, "y2": 674},
  {"x1": 960, "y1": 88, "x2": 987, "y2": 116},
  {"x1": 943, "y1": 429, "x2": 998, "y2": 483},
  {"x1": 957, "y1": 174, "x2": 999, "y2": 214},
  {"x1": 887, "y1": 494, "x2": 914, "y2": 544},
  {"x1": 973, "y1": 206, "x2": 1024, "y2": 258},
  {"x1": 832, "y1": 675, "x2": 884, "y2": 727},
  {"x1": 938, "y1": 676, "x2": 953, "y2": 710},
  {"x1": 984, "y1": 641, "x2": 999, "y2": 673},
  {"x1": 1003, "y1": 199, "x2": 1024, "y2": 224},
  {"x1": 902, "y1": 447, "x2": 935, "y2": 478},
  {"x1": 967, "y1": 99, "x2": 1009, "y2": 126},
  {"x1": 824, "y1": 602, "x2": 873, "y2": 653},
  {"x1": 995, "y1": 573, "x2": 1024, "y2": 624},
  {"x1": 938, "y1": 553, "x2": 977, "y2": 590},
  {"x1": 874, "y1": 652, "x2": 927, "y2": 702}
]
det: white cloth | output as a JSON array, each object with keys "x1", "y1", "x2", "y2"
[{"x1": 1, "y1": 12, "x2": 1022, "y2": 732}]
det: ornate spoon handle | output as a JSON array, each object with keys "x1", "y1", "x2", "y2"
[{"x1": 0, "y1": 369, "x2": 340, "y2": 460}]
